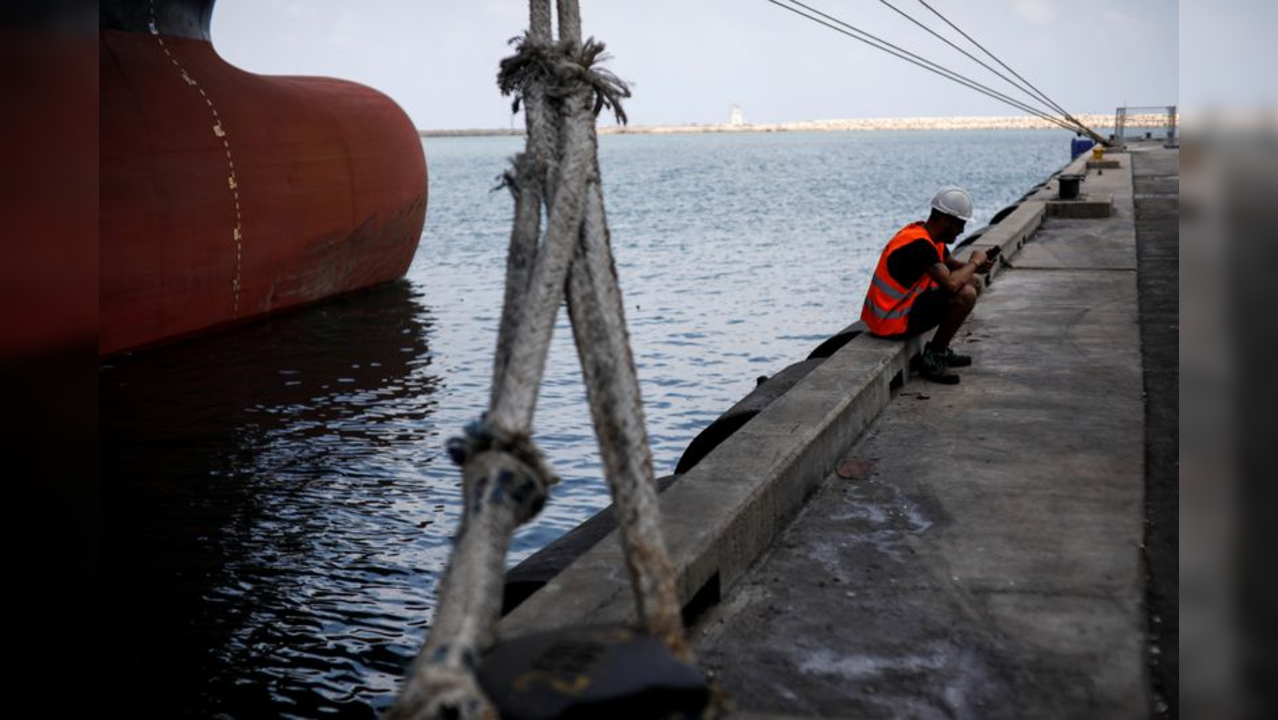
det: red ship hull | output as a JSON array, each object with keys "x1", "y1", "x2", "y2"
[{"x1": 99, "y1": 28, "x2": 427, "y2": 356}]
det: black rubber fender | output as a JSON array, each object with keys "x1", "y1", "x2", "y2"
[
  {"x1": 674, "y1": 356, "x2": 829, "y2": 474},
  {"x1": 988, "y1": 203, "x2": 1020, "y2": 225},
  {"x1": 806, "y1": 321, "x2": 865, "y2": 360}
]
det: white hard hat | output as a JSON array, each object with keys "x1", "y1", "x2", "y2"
[{"x1": 930, "y1": 186, "x2": 973, "y2": 221}]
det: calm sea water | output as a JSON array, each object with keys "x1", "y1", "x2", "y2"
[{"x1": 103, "y1": 129, "x2": 1073, "y2": 717}]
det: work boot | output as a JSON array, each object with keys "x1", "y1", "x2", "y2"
[
  {"x1": 916, "y1": 347, "x2": 960, "y2": 384},
  {"x1": 926, "y1": 342, "x2": 972, "y2": 367}
]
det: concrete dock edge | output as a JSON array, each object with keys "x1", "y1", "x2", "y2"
[{"x1": 694, "y1": 146, "x2": 1159, "y2": 717}]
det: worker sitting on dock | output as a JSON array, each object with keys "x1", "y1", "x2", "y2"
[{"x1": 860, "y1": 186, "x2": 993, "y2": 384}]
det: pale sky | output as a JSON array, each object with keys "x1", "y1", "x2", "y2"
[{"x1": 212, "y1": 0, "x2": 1179, "y2": 130}]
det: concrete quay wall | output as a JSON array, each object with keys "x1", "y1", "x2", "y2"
[{"x1": 695, "y1": 148, "x2": 1153, "y2": 718}]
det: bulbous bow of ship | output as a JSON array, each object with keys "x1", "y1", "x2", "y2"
[{"x1": 99, "y1": 2, "x2": 427, "y2": 356}]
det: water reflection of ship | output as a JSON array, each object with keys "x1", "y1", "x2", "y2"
[
  {"x1": 102, "y1": 280, "x2": 439, "y2": 716},
  {"x1": 100, "y1": 0, "x2": 428, "y2": 357}
]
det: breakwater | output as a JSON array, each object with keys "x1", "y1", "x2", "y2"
[{"x1": 421, "y1": 112, "x2": 1173, "y2": 137}]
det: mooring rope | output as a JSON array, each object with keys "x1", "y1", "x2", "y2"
[{"x1": 389, "y1": 2, "x2": 689, "y2": 717}]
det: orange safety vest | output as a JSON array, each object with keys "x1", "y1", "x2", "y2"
[{"x1": 861, "y1": 222, "x2": 945, "y2": 336}]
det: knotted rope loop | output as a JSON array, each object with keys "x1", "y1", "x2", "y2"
[
  {"x1": 498, "y1": 35, "x2": 630, "y2": 124},
  {"x1": 447, "y1": 419, "x2": 559, "y2": 519},
  {"x1": 391, "y1": 3, "x2": 693, "y2": 716}
]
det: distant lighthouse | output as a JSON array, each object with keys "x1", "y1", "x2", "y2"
[{"x1": 729, "y1": 105, "x2": 745, "y2": 127}]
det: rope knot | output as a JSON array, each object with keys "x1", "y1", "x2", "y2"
[
  {"x1": 447, "y1": 418, "x2": 560, "y2": 488},
  {"x1": 498, "y1": 35, "x2": 631, "y2": 124}
]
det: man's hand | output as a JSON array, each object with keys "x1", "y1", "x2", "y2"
[
  {"x1": 970, "y1": 249, "x2": 989, "y2": 272},
  {"x1": 976, "y1": 247, "x2": 1003, "y2": 274},
  {"x1": 930, "y1": 247, "x2": 994, "y2": 293}
]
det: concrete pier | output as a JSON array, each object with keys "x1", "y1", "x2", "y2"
[{"x1": 500, "y1": 146, "x2": 1178, "y2": 717}]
